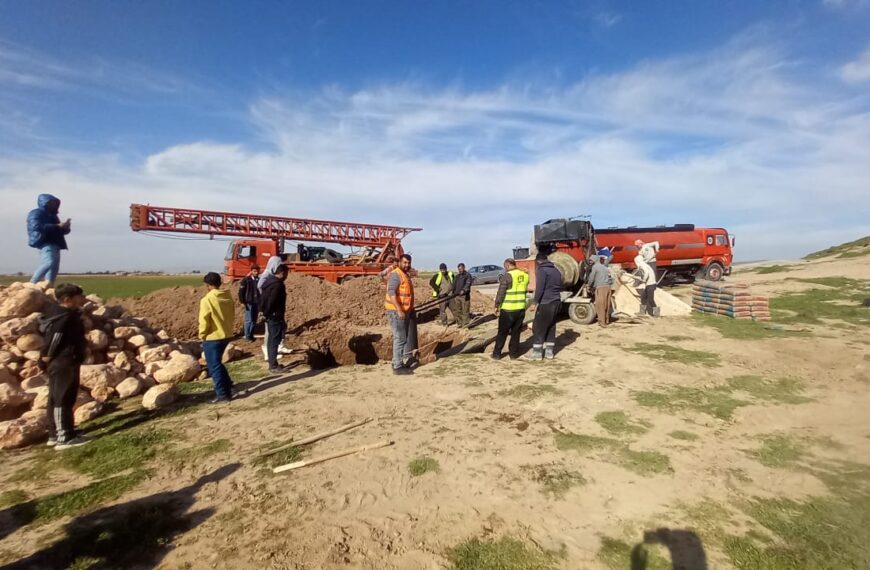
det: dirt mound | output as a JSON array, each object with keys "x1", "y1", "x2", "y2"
[{"x1": 117, "y1": 274, "x2": 495, "y2": 342}]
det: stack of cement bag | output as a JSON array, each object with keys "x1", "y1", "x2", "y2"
[{"x1": 692, "y1": 280, "x2": 771, "y2": 321}]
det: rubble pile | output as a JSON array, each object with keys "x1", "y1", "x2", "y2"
[{"x1": 0, "y1": 282, "x2": 240, "y2": 449}]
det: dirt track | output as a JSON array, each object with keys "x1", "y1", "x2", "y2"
[{"x1": 1, "y1": 254, "x2": 869, "y2": 568}]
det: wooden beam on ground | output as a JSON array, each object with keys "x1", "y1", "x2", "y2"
[
  {"x1": 257, "y1": 417, "x2": 373, "y2": 459},
  {"x1": 272, "y1": 440, "x2": 394, "y2": 473}
]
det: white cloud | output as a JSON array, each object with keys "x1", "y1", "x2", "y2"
[
  {"x1": 841, "y1": 45, "x2": 870, "y2": 83},
  {"x1": 1, "y1": 36, "x2": 869, "y2": 274}
]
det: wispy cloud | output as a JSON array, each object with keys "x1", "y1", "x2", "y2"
[
  {"x1": 1, "y1": 35, "x2": 869, "y2": 272},
  {"x1": 0, "y1": 38, "x2": 206, "y2": 99},
  {"x1": 841, "y1": 45, "x2": 870, "y2": 83},
  {"x1": 822, "y1": 0, "x2": 870, "y2": 9},
  {"x1": 594, "y1": 12, "x2": 623, "y2": 28}
]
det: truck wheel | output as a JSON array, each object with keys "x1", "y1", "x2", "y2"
[
  {"x1": 567, "y1": 302, "x2": 597, "y2": 325},
  {"x1": 705, "y1": 262, "x2": 725, "y2": 281}
]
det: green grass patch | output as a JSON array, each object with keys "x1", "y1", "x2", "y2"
[
  {"x1": 804, "y1": 235, "x2": 870, "y2": 260},
  {"x1": 225, "y1": 357, "x2": 268, "y2": 381},
  {"x1": 771, "y1": 278, "x2": 870, "y2": 327},
  {"x1": 12, "y1": 471, "x2": 148, "y2": 526},
  {"x1": 59, "y1": 429, "x2": 171, "y2": 479},
  {"x1": 0, "y1": 489, "x2": 29, "y2": 508},
  {"x1": 447, "y1": 536, "x2": 560, "y2": 570},
  {"x1": 554, "y1": 431, "x2": 672, "y2": 476},
  {"x1": 408, "y1": 456, "x2": 440, "y2": 477},
  {"x1": 253, "y1": 444, "x2": 303, "y2": 471},
  {"x1": 523, "y1": 465, "x2": 586, "y2": 498},
  {"x1": 634, "y1": 386, "x2": 746, "y2": 421},
  {"x1": 595, "y1": 411, "x2": 651, "y2": 436},
  {"x1": 668, "y1": 430, "x2": 699, "y2": 441},
  {"x1": 749, "y1": 434, "x2": 807, "y2": 468},
  {"x1": 624, "y1": 343, "x2": 720, "y2": 367},
  {"x1": 726, "y1": 375, "x2": 810, "y2": 404},
  {"x1": 0, "y1": 274, "x2": 205, "y2": 299},
  {"x1": 634, "y1": 375, "x2": 809, "y2": 422},
  {"x1": 499, "y1": 383, "x2": 563, "y2": 400},
  {"x1": 691, "y1": 312, "x2": 807, "y2": 340},
  {"x1": 176, "y1": 380, "x2": 212, "y2": 395},
  {"x1": 753, "y1": 264, "x2": 796, "y2": 274},
  {"x1": 598, "y1": 536, "x2": 671, "y2": 570}
]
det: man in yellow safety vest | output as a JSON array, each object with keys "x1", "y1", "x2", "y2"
[
  {"x1": 429, "y1": 263, "x2": 455, "y2": 325},
  {"x1": 491, "y1": 259, "x2": 529, "y2": 360}
]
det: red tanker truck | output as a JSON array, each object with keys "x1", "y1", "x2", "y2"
[{"x1": 595, "y1": 224, "x2": 734, "y2": 281}]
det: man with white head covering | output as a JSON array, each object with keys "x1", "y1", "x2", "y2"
[
  {"x1": 634, "y1": 254, "x2": 658, "y2": 317},
  {"x1": 258, "y1": 256, "x2": 294, "y2": 361}
]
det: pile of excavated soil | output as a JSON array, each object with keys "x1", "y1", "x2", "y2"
[{"x1": 117, "y1": 274, "x2": 495, "y2": 344}]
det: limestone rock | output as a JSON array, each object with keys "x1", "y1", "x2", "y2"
[
  {"x1": 113, "y1": 351, "x2": 135, "y2": 372},
  {"x1": 0, "y1": 365, "x2": 16, "y2": 385},
  {"x1": 127, "y1": 334, "x2": 152, "y2": 349},
  {"x1": 0, "y1": 313, "x2": 40, "y2": 342},
  {"x1": 0, "y1": 351, "x2": 16, "y2": 366},
  {"x1": 142, "y1": 384, "x2": 178, "y2": 410},
  {"x1": 86, "y1": 330, "x2": 109, "y2": 350},
  {"x1": 155, "y1": 329, "x2": 171, "y2": 342},
  {"x1": 113, "y1": 326, "x2": 142, "y2": 340},
  {"x1": 0, "y1": 413, "x2": 48, "y2": 449},
  {"x1": 0, "y1": 289, "x2": 47, "y2": 320},
  {"x1": 144, "y1": 361, "x2": 166, "y2": 376},
  {"x1": 86, "y1": 294, "x2": 105, "y2": 305},
  {"x1": 116, "y1": 376, "x2": 143, "y2": 399},
  {"x1": 153, "y1": 354, "x2": 200, "y2": 384},
  {"x1": 20, "y1": 374, "x2": 47, "y2": 390},
  {"x1": 23, "y1": 350, "x2": 42, "y2": 362},
  {"x1": 222, "y1": 343, "x2": 243, "y2": 364},
  {"x1": 90, "y1": 383, "x2": 116, "y2": 403},
  {"x1": 79, "y1": 364, "x2": 126, "y2": 390},
  {"x1": 19, "y1": 361, "x2": 42, "y2": 380},
  {"x1": 139, "y1": 344, "x2": 171, "y2": 364},
  {"x1": 16, "y1": 333, "x2": 44, "y2": 353},
  {"x1": 92, "y1": 305, "x2": 124, "y2": 320},
  {"x1": 30, "y1": 386, "x2": 49, "y2": 409},
  {"x1": 74, "y1": 401, "x2": 104, "y2": 424}
]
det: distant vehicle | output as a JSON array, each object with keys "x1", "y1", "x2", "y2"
[{"x1": 468, "y1": 264, "x2": 502, "y2": 285}]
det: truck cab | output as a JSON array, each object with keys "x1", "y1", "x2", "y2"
[{"x1": 224, "y1": 239, "x2": 279, "y2": 280}]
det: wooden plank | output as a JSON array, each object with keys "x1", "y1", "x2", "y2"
[
  {"x1": 273, "y1": 440, "x2": 394, "y2": 473},
  {"x1": 257, "y1": 417, "x2": 373, "y2": 459}
]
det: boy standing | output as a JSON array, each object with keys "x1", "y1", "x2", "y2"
[
  {"x1": 199, "y1": 272, "x2": 236, "y2": 402},
  {"x1": 238, "y1": 265, "x2": 261, "y2": 341},
  {"x1": 40, "y1": 283, "x2": 89, "y2": 449}
]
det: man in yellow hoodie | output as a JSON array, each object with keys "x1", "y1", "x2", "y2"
[{"x1": 199, "y1": 272, "x2": 236, "y2": 402}]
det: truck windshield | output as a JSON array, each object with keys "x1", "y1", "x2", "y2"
[{"x1": 224, "y1": 242, "x2": 236, "y2": 261}]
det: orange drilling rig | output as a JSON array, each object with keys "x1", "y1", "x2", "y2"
[{"x1": 129, "y1": 204, "x2": 421, "y2": 282}]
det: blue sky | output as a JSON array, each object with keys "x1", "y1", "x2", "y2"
[{"x1": 1, "y1": 0, "x2": 869, "y2": 272}]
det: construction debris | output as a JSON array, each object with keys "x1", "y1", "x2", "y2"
[
  {"x1": 692, "y1": 280, "x2": 771, "y2": 320},
  {"x1": 257, "y1": 417, "x2": 373, "y2": 459}
]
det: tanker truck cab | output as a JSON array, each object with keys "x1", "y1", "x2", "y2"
[{"x1": 698, "y1": 228, "x2": 733, "y2": 281}]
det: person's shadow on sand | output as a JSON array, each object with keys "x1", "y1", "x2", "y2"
[{"x1": 2, "y1": 463, "x2": 240, "y2": 570}]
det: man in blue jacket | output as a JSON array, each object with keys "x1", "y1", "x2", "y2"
[
  {"x1": 27, "y1": 194, "x2": 70, "y2": 286},
  {"x1": 529, "y1": 252, "x2": 563, "y2": 360}
]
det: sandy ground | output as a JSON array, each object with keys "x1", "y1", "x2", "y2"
[{"x1": 1, "y1": 254, "x2": 869, "y2": 569}]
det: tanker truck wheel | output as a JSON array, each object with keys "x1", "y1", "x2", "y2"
[
  {"x1": 704, "y1": 262, "x2": 725, "y2": 281},
  {"x1": 567, "y1": 302, "x2": 596, "y2": 325}
]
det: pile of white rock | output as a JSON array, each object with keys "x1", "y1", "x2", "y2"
[{"x1": 0, "y1": 282, "x2": 241, "y2": 449}]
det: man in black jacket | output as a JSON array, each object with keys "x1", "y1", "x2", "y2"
[
  {"x1": 259, "y1": 264, "x2": 288, "y2": 372},
  {"x1": 451, "y1": 263, "x2": 474, "y2": 328},
  {"x1": 529, "y1": 253, "x2": 562, "y2": 360},
  {"x1": 238, "y1": 265, "x2": 261, "y2": 341},
  {"x1": 39, "y1": 283, "x2": 89, "y2": 449}
]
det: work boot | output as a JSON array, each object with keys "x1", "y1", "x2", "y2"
[
  {"x1": 526, "y1": 344, "x2": 544, "y2": 361},
  {"x1": 393, "y1": 366, "x2": 413, "y2": 376},
  {"x1": 636, "y1": 305, "x2": 648, "y2": 317},
  {"x1": 490, "y1": 352, "x2": 503, "y2": 361},
  {"x1": 543, "y1": 343, "x2": 555, "y2": 360}
]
